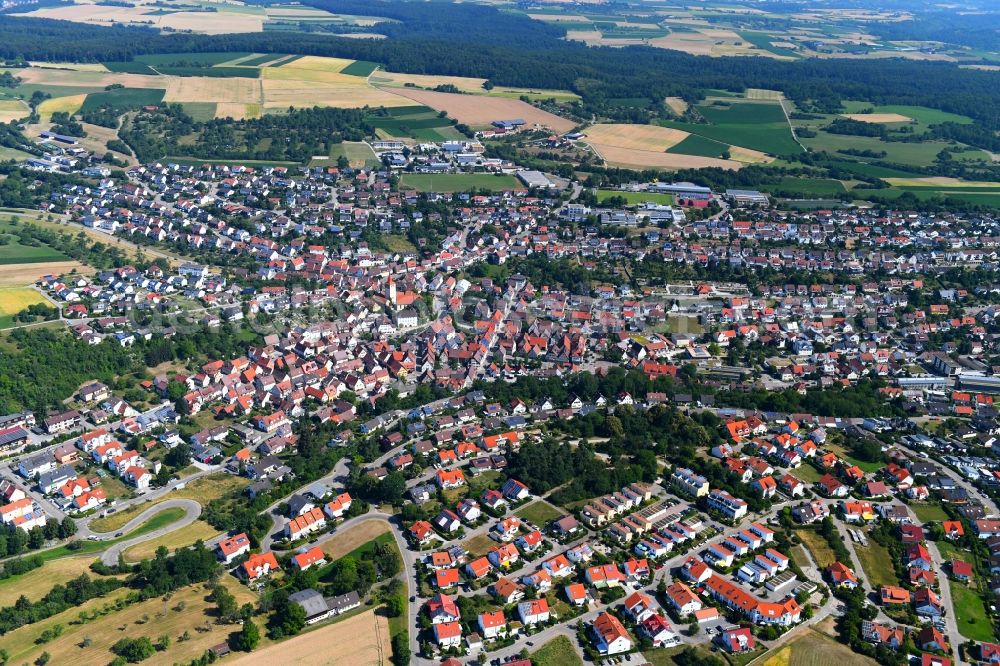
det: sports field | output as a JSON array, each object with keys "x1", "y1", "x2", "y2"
[{"x1": 399, "y1": 173, "x2": 522, "y2": 192}]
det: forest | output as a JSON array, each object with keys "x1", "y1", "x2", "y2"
[
  {"x1": 121, "y1": 103, "x2": 372, "y2": 163},
  {"x1": 1, "y1": 3, "x2": 1000, "y2": 148}
]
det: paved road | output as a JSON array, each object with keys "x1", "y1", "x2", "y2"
[
  {"x1": 925, "y1": 539, "x2": 963, "y2": 655},
  {"x1": 98, "y1": 498, "x2": 201, "y2": 565}
]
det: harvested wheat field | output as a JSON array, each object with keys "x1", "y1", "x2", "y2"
[
  {"x1": 565, "y1": 29, "x2": 604, "y2": 45},
  {"x1": 229, "y1": 609, "x2": 392, "y2": 666},
  {"x1": 843, "y1": 113, "x2": 912, "y2": 123},
  {"x1": 28, "y1": 61, "x2": 109, "y2": 72},
  {"x1": 596, "y1": 144, "x2": 742, "y2": 170},
  {"x1": 584, "y1": 123, "x2": 689, "y2": 152},
  {"x1": 18, "y1": 68, "x2": 161, "y2": 89},
  {"x1": 164, "y1": 76, "x2": 261, "y2": 104},
  {"x1": 372, "y1": 71, "x2": 488, "y2": 93},
  {"x1": 0, "y1": 261, "x2": 93, "y2": 286},
  {"x1": 729, "y1": 145, "x2": 775, "y2": 164},
  {"x1": 0, "y1": 100, "x2": 28, "y2": 123},
  {"x1": 746, "y1": 88, "x2": 784, "y2": 100},
  {"x1": 215, "y1": 102, "x2": 262, "y2": 120},
  {"x1": 389, "y1": 88, "x2": 575, "y2": 131},
  {"x1": 263, "y1": 55, "x2": 357, "y2": 81},
  {"x1": 664, "y1": 97, "x2": 688, "y2": 115},
  {"x1": 262, "y1": 77, "x2": 409, "y2": 109},
  {"x1": 885, "y1": 176, "x2": 1000, "y2": 188}
]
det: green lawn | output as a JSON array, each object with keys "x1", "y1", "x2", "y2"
[
  {"x1": 398, "y1": 173, "x2": 521, "y2": 192},
  {"x1": 910, "y1": 502, "x2": 949, "y2": 523},
  {"x1": 530, "y1": 635, "x2": 583, "y2": 666},
  {"x1": 516, "y1": 500, "x2": 565, "y2": 526},
  {"x1": 596, "y1": 189, "x2": 674, "y2": 205},
  {"x1": 855, "y1": 541, "x2": 897, "y2": 588},
  {"x1": 950, "y1": 579, "x2": 995, "y2": 642}
]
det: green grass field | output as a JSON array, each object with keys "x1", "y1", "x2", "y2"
[
  {"x1": 135, "y1": 52, "x2": 252, "y2": 67},
  {"x1": 0, "y1": 146, "x2": 31, "y2": 162},
  {"x1": 235, "y1": 53, "x2": 286, "y2": 67},
  {"x1": 596, "y1": 190, "x2": 674, "y2": 205},
  {"x1": 181, "y1": 102, "x2": 218, "y2": 122},
  {"x1": 341, "y1": 60, "x2": 379, "y2": 77},
  {"x1": 102, "y1": 61, "x2": 157, "y2": 75},
  {"x1": 326, "y1": 141, "x2": 379, "y2": 168},
  {"x1": 0, "y1": 237, "x2": 68, "y2": 264},
  {"x1": 950, "y1": 580, "x2": 994, "y2": 642},
  {"x1": 516, "y1": 501, "x2": 564, "y2": 526},
  {"x1": 399, "y1": 173, "x2": 521, "y2": 192},
  {"x1": 909, "y1": 502, "x2": 949, "y2": 523},
  {"x1": 855, "y1": 541, "x2": 897, "y2": 588},
  {"x1": 80, "y1": 88, "x2": 166, "y2": 113},
  {"x1": 666, "y1": 133, "x2": 729, "y2": 158},
  {"x1": 155, "y1": 66, "x2": 260, "y2": 78},
  {"x1": 661, "y1": 100, "x2": 800, "y2": 156},
  {"x1": 531, "y1": 636, "x2": 583, "y2": 666},
  {"x1": 772, "y1": 177, "x2": 847, "y2": 196}
]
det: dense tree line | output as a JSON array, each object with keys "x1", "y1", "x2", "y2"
[
  {"x1": 715, "y1": 379, "x2": 903, "y2": 418},
  {"x1": 3, "y1": 6, "x2": 1000, "y2": 147},
  {"x1": 121, "y1": 103, "x2": 372, "y2": 163},
  {"x1": 0, "y1": 574, "x2": 123, "y2": 635}
]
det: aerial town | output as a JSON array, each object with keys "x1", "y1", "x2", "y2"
[{"x1": 0, "y1": 130, "x2": 997, "y2": 666}]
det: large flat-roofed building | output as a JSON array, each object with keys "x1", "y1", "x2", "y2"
[
  {"x1": 517, "y1": 170, "x2": 554, "y2": 189},
  {"x1": 726, "y1": 189, "x2": 769, "y2": 206}
]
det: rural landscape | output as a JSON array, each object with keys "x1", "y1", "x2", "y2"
[{"x1": 0, "y1": 1, "x2": 998, "y2": 666}]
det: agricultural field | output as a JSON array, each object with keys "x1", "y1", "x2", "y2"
[
  {"x1": 228, "y1": 609, "x2": 392, "y2": 666},
  {"x1": 666, "y1": 133, "x2": 730, "y2": 158},
  {"x1": 399, "y1": 173, "x2": 521, "y2": 192},
  {"x1": 661, "y1": 99, "x2": 800, "y2": 156},
  {"x1": 13, "y1": 0, "x2": 390, "y2": 35},
  {"x1": 0, "y1": 287, "x2": 50, "y2": 327},
  {"x1": 583, "y1": 121, "x2": 745, "y2": 169},
  {"x1": 388, "y1": 88, "x2": 576, "y2": 132},
  {"x1": 367, "y1": 106, "x2": 465, "y2": 142},
  {"x1": 0, "y1": 99, "x2": 29, "y2": 123},
  {"x1": 585, "y1": 123, "x2": 688, "y2": 152}
]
